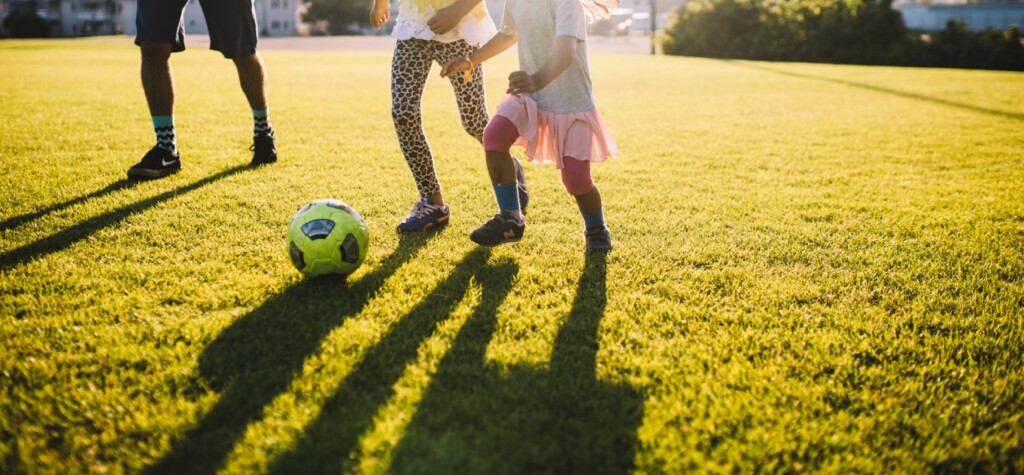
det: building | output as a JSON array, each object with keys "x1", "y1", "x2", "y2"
[
  {"x1": 896, "y1": 1, "x2": 1024, "y2": 32},
  {"x1": 0, "y1": 0, "x2": 304, "y2": 37},
  {"x1": 179, "y1": 0, "x2": 302, "y2": 37},
  {"x1": 2, "y1": 0, "x2": 122, "y2": 36}
]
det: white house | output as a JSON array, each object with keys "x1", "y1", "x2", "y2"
[
  {"x1": 0, "y1": 0, "x2": 304, "y2": 37},
  {"x1": 178, "y1": 0, "x2": 303, "y2": 37},
  {"x1": 896, "y1": 1, "x2": 1024, "y2": 32}
]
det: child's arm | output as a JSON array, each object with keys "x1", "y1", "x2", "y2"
[
  {"x1": 370, "y1": 0, "x2": 390, "y2": 30},
  {"x1": 440, "y1": 31, "x2": 519, "y2": 79},
  {"x1": 507, "y1": 36, "x2": 576, "y2": 95},
  {"x1": 428, "y1": 0, "x2": 483, "y2": 35}
]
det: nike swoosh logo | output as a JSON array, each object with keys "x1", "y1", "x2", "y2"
[{"x1": 162, "y1": 158, "x2": 178, "y2": 166}]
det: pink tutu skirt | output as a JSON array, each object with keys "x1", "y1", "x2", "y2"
[{"x1": 495, "y1": 94, "x2": 619, "y2": 169}]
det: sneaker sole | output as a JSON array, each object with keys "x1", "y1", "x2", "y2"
[
  {"x1": 127, "y1": 167, "x2": 180, "y2": 179},
  {"x1": 470, "y1": 235, "x2": 522, "y2": 247}
]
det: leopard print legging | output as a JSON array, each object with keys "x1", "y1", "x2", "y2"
[{"x1": 391, "y1": 38, "x2": 489, "y2": 199}]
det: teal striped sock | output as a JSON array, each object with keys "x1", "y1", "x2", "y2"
[
  {"x1": 253, "y1": 108, "x2": 273, "y2": 139},
  {"x1": 152, "y1": 115, "x2": 176, "y2": 153},
  {"x1": 582, "y1": 206, "x2": 605, "y2": 229},
  {"x1": 493, "y1": 183, "x2": 523, "y2": 223}
]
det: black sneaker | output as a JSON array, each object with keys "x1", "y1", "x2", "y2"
[
  {"x1": 585, "y1": 226, "x2": 612, "y2": 252},
  {"x1": 513, "y1": 157, "x2": 529, "y2": 215},
  {"x1": 127, "y1": 146, "x2": 181, "y2": 179},
  {"x1": 250, "y1": 134, "x2": 277, "y2": 165},
  {"x1": 470, "y1": 212, "x2": 525, "y2": 246}
]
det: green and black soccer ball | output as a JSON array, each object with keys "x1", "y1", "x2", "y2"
[{"x1": 287, "y1": 199, "x2": 369, "y2": 277}]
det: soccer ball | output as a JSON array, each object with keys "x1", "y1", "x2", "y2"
[{"x1": 287, "y1": 199, "x2": 369, "y2": 277}]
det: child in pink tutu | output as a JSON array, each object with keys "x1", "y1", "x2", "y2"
[{"x1": 441, "y1": 0, "x2": 619, "y2": 252}]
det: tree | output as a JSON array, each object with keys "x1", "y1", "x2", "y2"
[
  {"x1": 303, "y1": 0, "x2": 374, "y2": 35},
  {"x1": 3, "y1": 4, "x2": 51, "y2": 38}
]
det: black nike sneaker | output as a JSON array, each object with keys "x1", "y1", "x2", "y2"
[
  {"x1": 250, "y1": 134, "x2": 277, "y2": 165},
  {"x1": 470, "y1": 212, "x2": 525, "y2": 246},
  {"x1": 127, "y1": 146, "x2": 181, "y2": 179}
]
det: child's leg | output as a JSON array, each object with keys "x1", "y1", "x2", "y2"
[
  {"x1": 391, "y1": 39, "x2": 445, "y2": 206},
  {"x1": 438, "y1": 40, "x2": 489, "y2": 143},
  {"x1": 563, "y1": 157, "x2": 611, "y2": 251},
  {"x1": 561, "y1": 121, "x2": 607, "y2": 231},
  {"x1": 469, "y1": 115, "x2": 527, "y2": 246},
  {"x1": 482, "y1": 115, "x2": 522, "y2": 219},
  {"x1": 561, "y1": 157, "x2": 603, "y2": 223}
]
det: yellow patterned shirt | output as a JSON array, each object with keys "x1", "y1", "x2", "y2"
[{"x1": 392, "y1": 0, "x2": 497, "y2": 46}]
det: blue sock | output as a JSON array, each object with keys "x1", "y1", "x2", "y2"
[
  {"x1": 252, "y1": 107, "x2": 273, "y2": 139},
  {"x1": 582, "y1": 206, "x2": 605, "y2": 229},
  {"x1": 152, "y1": 115, "x2": 176, "y2": 153},
  {"x1": 492, "y1": 183, "x2": 522, "y2": 222}
]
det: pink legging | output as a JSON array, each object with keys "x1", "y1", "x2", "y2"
[{"x1": 483, "y1": 115, "x2": 595, "y2": 196}]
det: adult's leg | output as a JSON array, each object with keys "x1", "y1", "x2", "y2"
[
  {"x1": 233, "y1": 53, "x2": 268, "y2": 110},
  {"x1": 128, "y1": 0, "x2": 187, "y2": 178},
  {"x1": 135, "y1": 0, "x2": 185, "y2": 117},
  {"x1": 140, "y1": 41, "x2": 174, "y2": 117},
  {"x1": 128, "y1": 41, "x2": 181, "y2": 178}
]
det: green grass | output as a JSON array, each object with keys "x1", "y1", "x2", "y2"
[{"x1": 1, "y1": 36, "x2": 1023, "y2": 474}]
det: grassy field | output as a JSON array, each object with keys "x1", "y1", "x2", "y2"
[{"x1": 1, "y1": 37, "x2": 1023, "y2": 474}]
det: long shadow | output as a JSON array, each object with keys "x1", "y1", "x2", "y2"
[
  {"x1": 725, "y1": 60, "x2": 1024, "y2": 122},
  {"x1": 268, "y1": 248, "x2": 515, "y2": 475},
  {"x1": 0, "y1": 179, "x2": 140, "y2": 233},
  {"x1": 0, "y1": 166, "x2": 249, "y2": 270},
  {"x1": 387, "y1": 252, "x2": 644, "y2": 474},
  {"x1": 145, "y1": 233, "x2": 436, "y2": 475}
]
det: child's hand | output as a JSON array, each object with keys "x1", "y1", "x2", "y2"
[
  {"x1": 427, "y1": 4, "x2": 465, "y2": 35},
  {"x1": 441, "y1": 56, "x2": 471, "y2": 80},
  {"x1": 506, "y1": 71, "x2": 540, "y2": 95},
  {"x1": 370, "y1": 1, "x2": 390, "y2": 30}
]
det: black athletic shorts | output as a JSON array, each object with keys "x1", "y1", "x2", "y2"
[{"x1": 135, "y1": 0, "x2": 259, "y2": 59}]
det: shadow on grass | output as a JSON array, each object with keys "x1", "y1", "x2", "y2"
[
  {"x1": 268, "y1": 251, "x2": 643, "y2": 473},
  {"x1": 385, "y1": 251, "x2": 644, "y2": 474},
  {"x1": 0, "y1": 166, "x2": 249, "y2": 270},
  {"x1": 144, "y1": 233, "x2": 436, "y2": 475},
  {"x1": 0, "y1": 179, "x2": 140, "y2": 233},
  {"x1": 266, "y1": 247, "x2": 512, "y2": 474},
  {"x1": 725, "y1": 60, "x2": 1024, "y2": 123}
]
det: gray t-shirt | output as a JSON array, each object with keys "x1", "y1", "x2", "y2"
[{"x1": 500, "y1": 0, "x2": 595, "y2": 114}]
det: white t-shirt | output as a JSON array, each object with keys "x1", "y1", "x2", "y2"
[
  {"x1": 501, "y1": 0, "x2": 596, "y2": 113},
  {"x1": 392, "y1": 0, "x2": 497, "y2": 47}
]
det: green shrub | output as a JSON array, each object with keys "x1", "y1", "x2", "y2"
[
  {"x1": 662, "y1": 0, "x2": 1024, "y2": 71},
  {"x1": 927, "y1": 21, "x2": 1024, "y2": 70}
]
